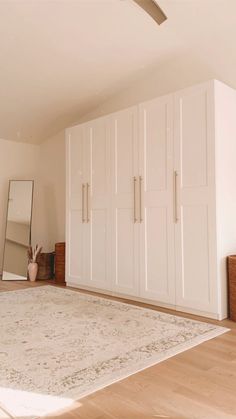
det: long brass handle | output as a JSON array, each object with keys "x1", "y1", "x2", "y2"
[
  {"x1": 139, "y1": 176, "x2": 143, "y2": 223},
  {"x1": 134, "y1": 177, "x2": 138, "y2": 223},
  {"x1": 87, "y1": 183, "x2": 90, "y2": 223},
  {"x1": 82, "y1": 184, "x2": 86, "y2": 223},
  {"x1": 174, "y1": 171, "x2": 178, "y2": 223}
]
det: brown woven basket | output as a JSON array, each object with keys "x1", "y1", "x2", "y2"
[
  {"x1": 37, "y1": 252, "x2": 54, "y2": 280},
  {"x1": 227, "y1": 255, "x2": 236, "y2": 321}
]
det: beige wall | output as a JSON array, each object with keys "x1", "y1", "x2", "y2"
[
  {"x1": 0, "y1": 138, "x2": 39, "y2": 272},
  {"x1": 78, "y1": 53, "x2": 214, "y2": 123},
  {"x1": 33, "y1": 131, "x2": 66, "y2": 252},
  {"x1": 0, "y1": 134, "x2": 65, "y2": 274}
]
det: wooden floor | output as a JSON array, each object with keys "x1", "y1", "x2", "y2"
[{"x1": 1, "y1": 281, "x2": 236, "y2": 419}]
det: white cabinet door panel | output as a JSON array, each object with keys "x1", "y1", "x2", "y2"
[
  {"x1": 111, "y1": 107, "x2": 139, "y2": 296},
  {"x1": 174, "y1": 83, "x2": 217, "y2": 314},
  {"x1": 139, "y1": 95, "x2": 175, "y2": 304},
  {"x1": 87, "y1": 117, "x2": 111, "y2": 291},
  {"x1": 181, "y1": 91, "x2": 208, "y2": 188},
  {"x1": 144, "y1": 206, "x2": 169, "y2": 295},
  {"x1": 66, "y1": 124, "x2": 88, "y2": 285},
  {"x1": 115, "y1": 208, "x2": 138, "y2": 289},
  {"x1": 68, "y1": 210, "x2": 83, "y2": 280},
  {"x1": 90, "y1": 208, "x2": 108, "y2": 285},
  {"x1": 180, "y1": 205, "x2": 210, "y2": 304}
]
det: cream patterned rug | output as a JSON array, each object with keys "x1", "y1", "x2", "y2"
[{"x1": 0, "y1": 286, "x2": 229, "y2": 418}]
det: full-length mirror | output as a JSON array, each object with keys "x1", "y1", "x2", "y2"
[{"x1": 2, "y1": 180, "x2": 34, "y2": 280}]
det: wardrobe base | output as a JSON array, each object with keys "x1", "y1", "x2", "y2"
[{"x1": 66, "y1": 282, "x2": 225, "y2": 321}]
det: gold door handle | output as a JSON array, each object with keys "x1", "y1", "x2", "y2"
[
  {"x1": 139, "y1": 176, "x2": 143, "y2": 223},
  {"x1": 82, "y1": 184, "x2": 86, "y2": 223},
  {"x1": 87, "y1": 183, "x2": 90, "y2": 223},
  {"x1": 174, "y1": 171, "x2": 178, "y2": 223},
  {"x1": 134, "y1": 176, "x2": 138, "y2": 223}
]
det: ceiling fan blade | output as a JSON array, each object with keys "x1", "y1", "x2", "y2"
[{"x1": 132, "y1": 0, "x2": 167, "y2": 25}]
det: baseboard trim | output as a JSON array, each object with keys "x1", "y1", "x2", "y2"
[{"x1": 66, "y1": 282, "x2": 224, "y2": 321}]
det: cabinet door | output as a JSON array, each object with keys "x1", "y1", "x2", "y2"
[
  {"x1": 139, "y1": 95, "x2": 175, "y2": 304},
  {"x1": 110, "y1": 107, "x2": 139, "y2": 296},
  {"x1": 66, "y1": 124, "x2": 89, "y2": 286},
  {"x1": 86, "y1": 116, "x2": 111, "y2": 291},
  {"x1": 174, "y1": 82, "x2": 217, "y2": 315}
]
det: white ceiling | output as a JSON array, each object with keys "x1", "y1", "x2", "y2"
[{"x1": 1, "y1": 0, "x2": 236, "y2": 144}]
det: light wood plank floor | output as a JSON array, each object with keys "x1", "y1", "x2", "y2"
[{"x1": 0, "y1": 281, "x2": 236, "y2": 419}]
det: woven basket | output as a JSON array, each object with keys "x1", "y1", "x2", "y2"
[
  {"x1": 37, "y1": 252, "x2": 54, "y2": 280},
  {"x1": 227, "y1": 255, "x2": 236, "y2": 321}
]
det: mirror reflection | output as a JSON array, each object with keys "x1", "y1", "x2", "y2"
[{"x1": 2, "y1": 180, "x2": 34, "y2": 280}]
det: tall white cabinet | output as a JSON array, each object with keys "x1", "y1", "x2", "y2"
[
  {"x1": 66, "y1": 80, "x2": 236, "y2": 320},
  {"x1": 174, "y1": 83, "x2": 218, "y2": 316},
  {"x1": 66, "y1": 117, "x2": 111, "y2": 291},
  {"x1": 110, "y1": 107, "x2": 140, "y2": 296},
  {"x1": 66, "y1": 123, "x2": 87, "y2": 286},
  {"x1": 139, "y1": 95, "x2": 175, "y2": 305}
]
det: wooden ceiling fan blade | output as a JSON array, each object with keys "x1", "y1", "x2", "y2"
[{"x1": 133, "y1": 0, "x2": 167, "y2": 25}]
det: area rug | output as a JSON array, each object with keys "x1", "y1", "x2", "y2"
[{"x1": 0, "y1": 286, "x2": 229, "y2": 418}]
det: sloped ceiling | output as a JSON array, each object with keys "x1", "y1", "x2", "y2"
[{"x1": 0, "y1": 0, "x2": 236, "y2": 144}]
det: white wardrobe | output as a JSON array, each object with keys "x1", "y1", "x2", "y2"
[{"x1": 66, "y1": 80, "x2": 236, "y2": 320}]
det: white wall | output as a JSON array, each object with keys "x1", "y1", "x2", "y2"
[
  {"x1": 33, "y1": 131, "x2": 66, "y2": 252},
  {"x1": 78, "y1": 53, "x2": 215, "y2": 123},
  {"x1": 0, "y1": 133, "x2": 66, "y2": 273},
  {"x1": 0, "y1": 138, "x2": 39, "y2": 271},
  {"x1": 215, "y1": 81, "x2": 236, "y2": 318}
]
